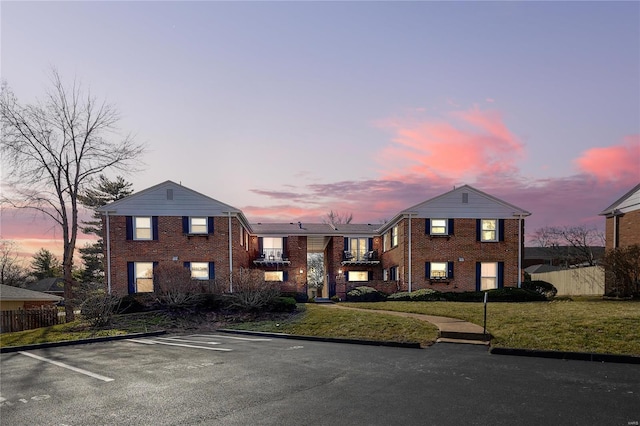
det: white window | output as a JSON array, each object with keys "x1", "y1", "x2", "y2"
[
  {"x1": 347, "y1": 271, "x2": 369, "y2": 282},
  {"x1": 349, "y1": 238, "x2": 368, "y2": 261},
  {"x1": 190, "y1": 217, "x2": 208, "y2": 234},
  {"x1": 383, "y1": 233, "x2": 389, "y2": 251},
  {"x1": 430, "y1": 262, "x2": 447, "y2": 279},
  {"x1": 263, "y1": 237, "x2": 283, "y2": 260},
  {"x1": 383, "y1": 269, "x2": 388, "y2": 281},
  {"x1": 481, "y1": 219, "x2": 497, "y2": 242},
  {"x1": 134, "y1": 217, "x2": 152, "y2": 240},
  {"x1": 481, "y1": 262, "x2": 498, "y2": 290},
  {"x1": 265, "y1": 271, "x2": 283, "y2": 282},
  {"x1": 190, "y1": 262, "x2": 209, "y2": 280},
  {"x1": 391, "y1": 225, "x2": 398, "y2": 247},
  {"x1": 135, "y1": 262, "x2": 154, "y2": 293},
  {"x1": 431, "y1": 219, "x2": 447, "y2": 235}
]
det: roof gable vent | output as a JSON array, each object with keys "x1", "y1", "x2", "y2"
[
  {"x1": 167, "y1": 188, "x2": 173, "y2": 200},
  {"x1": 462, "y1": 192, "x2": 469, "y2": 203}
]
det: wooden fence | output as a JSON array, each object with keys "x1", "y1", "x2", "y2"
[
  {"x1": 530, "y1": 266, "x2": 605, "y2": 296},
  {"x1": 0, "y1": 306, "x2": 61, "y2": 333}
]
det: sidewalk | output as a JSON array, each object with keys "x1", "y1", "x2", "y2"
[{"x1": 321, "y1": 304, "x2": 490, "y2": 345}]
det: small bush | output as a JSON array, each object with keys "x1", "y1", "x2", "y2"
[
  {"x1": 154, "y1": 264, "x2": 203, "y2": 309},
  {"x1": 116, "y1": 294, "x2": 151, "y2": 314},
  {"x1": 268, "y1": 296, "x2": 297, "y2": 312},
  {"x1": 522, "y1": 280, "x2": 558, "y2": 300},
  {"x1": 330, "y1": 295, "x2": 341, "y2": 303},
  {"x1": 221, "y1": 268, "x2": 280, "y2": 311},
  {"x1": 79, "y1": 293, "x2": 121, "y2": 327},
  {"x1": 280, "y1": 291, "x2": 309, "y2": 303},
  {"x1": 346, "y1": 286, "x2": 387, "y2": 302}
]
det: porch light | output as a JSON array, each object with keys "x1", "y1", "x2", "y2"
[{"x1": 299, "y1": 268, "x2": 304, "y2": 274}]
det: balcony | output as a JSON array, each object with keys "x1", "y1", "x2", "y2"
[
  {"x1": 253, "y1": 249, "x2": 290, "y2": 266},
  {"x1": 341, "y1": 250, "x2": 380, "y2": 265}
]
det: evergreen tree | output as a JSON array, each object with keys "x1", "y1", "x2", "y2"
[
  {"x1": 78, "y1": 175, "x2": 133, "y2": 283},
  {"x1": 31, "y1": 248, "x2": 62, "y2": 281}
]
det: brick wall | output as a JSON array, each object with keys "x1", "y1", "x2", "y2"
[
  {"x1": 604, "y1": 209, "x2": 640, "y2": 250},
  {"x1": 104, "y1": 215, "x2": 249, "y2": 296}
]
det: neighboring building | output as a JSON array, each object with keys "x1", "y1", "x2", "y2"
[
  {"x1": 26, "y1": 277, "x2": 65, "y2": 298},
  {"x1": 99, "y1": 181, "x2": 530, "y2": 299},
  {"x1": 0, "y1": 284, "x2": 63, "y2": 311},
  {"x1": 599, "y1": 183, "x2": 640, "y2": 250}
]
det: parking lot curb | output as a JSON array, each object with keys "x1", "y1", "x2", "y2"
[
  {"x1": 489, "y1": 347, "x2": 640, "y2": 364},
  {"x1": 217, "y1": 328, "x2": 423, "y2": 349},
  {"x1": 0, "y1": 330, "x2": 167, "y2": 353}
]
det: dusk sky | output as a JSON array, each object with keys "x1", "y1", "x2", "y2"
[{"x1": 1, "y1": 1, "x2": 639, "y2": 259}]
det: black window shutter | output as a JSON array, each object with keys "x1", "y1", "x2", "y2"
[
  {"x1": 282, "y1": 237, "x2": 288, "y2": 259},
  {"x1": 368, "y1": 271, "x2": 373, "y2": 281},
  {"x1": 368, "y1": 238, "x2": 373, "y2": 251},
  {"x1": 258, "y1": 237, "x2": 263, "y2": 254},
  {"x1": 476, "y1": 219, "x2": 481, "y2": 241},
  {"x1": 343, "y1": 237, "x2": 349, "y2": 251},
  {"x1": 425, "y1": 262, "x2": 430, "y2": 279},
  {"x1": 183, "y1": 261, "x2": 190, "y2": 269},
  {"x1": 182, "y1": 216, "x2": 189, "y2": 234},
  {"x1": 127, "y1": 262, "x2": 135, "y2": 294},
  {"x1": 209, "y1": 262, "x2": 215, "y2": 280},
  {"x1": 208, "y1": 217, "x2": 214, "y2": 234},
  {"x1": 499, "y1": 219, "x2": 505, "y2": 242},
  {"x1": 475, "y1": 262, "x2": 481, "y2": 291},
  {"x1": 283, "y1": 271, "x2": 289, "y2": 282},
  {"x1": 152, "y1": 217, "x2": 159, "y2": 240},
  {"x1": 448, "y1": 261, "x2": 454, "y2": 279},
  {"x1": 425, "y1": 219, "x2": 430, "y2": 234},
  {"x1": 498, "y1": 262, "x2": 505, "y2": 288},
  {"x1": 126, "y1": 217, "x2": 133, "y2": 240},
  {"x1": 345, "y1": 271, "x2": 349, "y2": 281},
  {"x1": 448, "y1": 219, "x2": 454, "y2": 235}
]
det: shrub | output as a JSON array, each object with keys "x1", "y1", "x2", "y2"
[
  {"x1": 116, "y1": 294, "x2": 151, "y2": 314},
  {"x1": 153, "y1": 263, "x2": 204, "y2": 309},
  {"x1": 268, "y1": 296, "x2": 297, "y2": 312},
  {"x1": 388, "y1": 289, "x2": 445, "y2": 301},
  {"x1": 346, "y1": 286, "x2": 387, "y2": 302},
  {"x1": 280, "y1": 291, "x2": 309, "y2": 303},
  {"x1": 221, "y1": 268, "x2": 280, "y2": 311},
  {"x1": 522, "y1": 280, "x2": 558, "y2": 300},
  {"x1": 79, "y1": 293, "x2": 121, "y2": 327},
  {"x1": 330, "y1": 295, "x2": 341, "y2": 303},
  {"x1": 483, "y1": 288, "x2": 546, "y2": 302}
]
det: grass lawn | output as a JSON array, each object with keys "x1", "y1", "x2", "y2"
[{"x1": 339, "y1": 298, "x2": 640, "y2": 356}]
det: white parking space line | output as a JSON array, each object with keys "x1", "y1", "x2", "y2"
[
  {"x1": 188, "y1": 334, "x2": 272, "y2": 342},
  {"x1": 18, "y1": 352, "x2": 114, "y2": 382},
  {"x1": 128, "y1": 339, "x2": 232, "y2": 351},
  {"x1": 159, "y1": 337, "x2": 222, "y2": 345}
]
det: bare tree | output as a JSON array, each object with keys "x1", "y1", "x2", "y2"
[
  {"x1": 601, "y1": 244, "x2": 640, "y2": 297},
  {"x1": 1, "y1": 70, "x2": 145, "y2": 320},
  {"x1": 531, "y1": 225, "x2": 604, "y2": 267},
  {"x1": 323, "y1": 210, "x2": 353, "y2": 226},
  {"x1": 0, "y1": 240, "x2": 31, "y2": 287}
]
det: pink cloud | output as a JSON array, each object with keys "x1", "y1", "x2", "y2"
[
  {"x1": 376, "y1": 107, "x2": 525, "y2": 182},
  {"x1": 574, "y1": 135, "x2": 640, "y2": 185}
]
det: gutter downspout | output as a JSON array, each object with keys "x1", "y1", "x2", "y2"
[
  {"x1": 408, "y1": 213, "x2": 412, "y2": 293},
  {"x1": 228, "y1": 212, "x2": 233, "y2": 293},
  {"x1": 105, "y1": 211, "x2": 112, "y2": 295},
  {"x1": 513, "y1": 213, "x2": 524, "y2": 289}
]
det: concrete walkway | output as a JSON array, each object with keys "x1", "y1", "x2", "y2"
[{"x1": 319, "y1": 304, "x2": 490, "y2": 345}]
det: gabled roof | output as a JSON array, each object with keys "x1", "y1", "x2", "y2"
[
  {"x1": 251, "y1": 222, "x2": 379, "y2": 236},
  {"x1": 27, "y1": 278, "x2": 65, "y2": 293},
  {"x1": 97, "y1": 180, "x2": 251, "y2": 228},
  {"x1": 378, "y1": 184, "x2": 530, "y2": 233},
  {"x1": 599, "y1": 183, "x2": 640, "y2": 216},
  {"x1": 0, "y1": 285, "x2": 63, "y2": 302}
]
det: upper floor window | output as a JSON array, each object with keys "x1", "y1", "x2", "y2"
[
  {"x1": 347, "y1": 237, "x2": 370, "y2": 261},
  {"x1": 262, "y1": 237, "x2": 284, "y2": 260},
  {"x1": 383, "y1": 233, "x2": 389, "y2": 251},
  {"x1": 430, "y1": 219, "x2": 447, "y2": 235},
  {"x1": 190, "y1": 217, "x2": 208, "y2": 234},
  {"x1": 481, "y1": 219, "x2": 497, "y2": 242},
  {"x1": 391, "y1": 225, "x2": 398, "y2": 247},
  {"x1": 134, "y1": 217, "x2": 152, "y2": 240}
]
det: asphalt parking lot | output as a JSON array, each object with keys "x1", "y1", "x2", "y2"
[{"x1": 1, "y1": 334, "x2": 639, "y2": 425}]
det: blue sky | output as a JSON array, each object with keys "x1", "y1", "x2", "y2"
[{"x1": 1, "y1": 1, "x2": 638, "y2": 256}]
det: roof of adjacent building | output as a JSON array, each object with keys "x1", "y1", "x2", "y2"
[
  {"x1": 26, "y1": 277, "x2": 65, "y2": 294},
  {"x1": 599, "y1": 183, "x2": 640, "y2": 216},
  {"x1": 251, "y1": 222, "x2": 380, "y2": 236},
  {"x1": 0, "y1": 285, "x2": 63, "y2": 302}
]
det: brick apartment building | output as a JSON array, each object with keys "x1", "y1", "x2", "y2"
[
  {"x1": 599, "y1": 183, "x2": 640, "y2": 251},
  {"x1": 99, "y1": 181, "x2": 530, "y2": 299}
]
